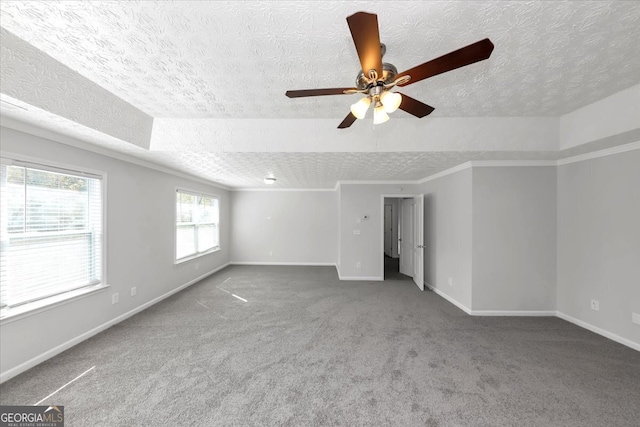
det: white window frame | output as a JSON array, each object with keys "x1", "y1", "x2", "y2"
[
  {"x1": 0, "y1": 153, "x2": 108, "y2": 323},
  {"x1": 174, "y1": 188, "x2": 220, "y2": 264}
]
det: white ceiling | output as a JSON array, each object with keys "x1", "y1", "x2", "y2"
[{"x1": 1, "y1": 1, "x2": 639, "y2": 188}]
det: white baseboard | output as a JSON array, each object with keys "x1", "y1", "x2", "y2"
[
  {"x1": 0, "y1": 262, "x2": 230, "y2": 384},
  {"x1": 425, "y1": 283, "x2": 472, "y2": 314},
  {"x1": 556, "y1": 311, "x2": 640, "y2": 352},
  {"x1": 470, "y1": 310, "x2": 556, "y2": 316},
  {"x1": 230, "y1": 262, "x2": 336, "y2": 266},
  {"x1": 426, "y1": 282, "x2": 556, "y2": 317},
  {"x1": 338, "y1": 275, "x2": 384, "y2": 281},
  {"x1": 426, "y1": 282, "x2": 639, "y2": 352}
]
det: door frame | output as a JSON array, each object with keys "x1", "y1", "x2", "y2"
[
  {"x1": 380, "y1": 194, "x2": 416, "y2": 280},
  {"x1": 384, "y1": 203, "x2": 393, "y2": 257}
]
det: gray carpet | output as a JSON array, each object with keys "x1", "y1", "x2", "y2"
[{"x1": 1, "y1": 265, "x2": 639, "y2": 426}]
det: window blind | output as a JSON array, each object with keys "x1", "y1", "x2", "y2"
[
  {"x1": 176, "y1": 190, "x2": 219, "y2": 261},
  {"x1": 0, "y1": 162, "x2": 103, "y2": 309}
]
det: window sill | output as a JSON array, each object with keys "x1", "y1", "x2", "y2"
[
  {"x1": 0, "y1": 284, "x2": 110, "y2": 326},
  {"x1": 174, "y1": 247, "x2": 220, "y2": 265}
]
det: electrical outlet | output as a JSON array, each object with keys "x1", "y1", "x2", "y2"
[
  {"x1": 195, "y1": 262, "x2": 199, "y2": 270},
  {"x1": 590, "y1": 299, "x2": 599, "y2": 311},
  {"x1": 448, "y1": 277, "x2": 453, "y2": 287},
  {"x1": 356, "y1": 262, "x2": 361, "y2": 269},
  {"x1": 632, "y1": 312, "x2": 640, "y2": 325},
  {"x1": 112, "y1": 293, "x2": 119, "y2": 304},
  {"x1": 130, "y1": 287, "x2": 137, "y2": 297}
]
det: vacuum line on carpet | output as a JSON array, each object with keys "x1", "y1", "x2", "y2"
[
  {"x1": 223, "y1": 277, "x2": 231, "y2": 283},
  {"x1": 232, "y1": 294, "x2": 248, "y2": 303},
  {"x1": 216, "y1": 286, "x2": 231, "y2": 294},
  {"x1": 196, "y1": 300, "x2": 210, "y2": 309},
  {"x1": 33, "y1": 366, "x2": 96, "y2": 406}
]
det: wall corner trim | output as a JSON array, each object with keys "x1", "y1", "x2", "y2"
[
  {"x1": 556, "y1": 311, "x2": 640, "y2": 352},
  {"x1": 0, "y1": 262, "x2": 231, "y2": 384}
]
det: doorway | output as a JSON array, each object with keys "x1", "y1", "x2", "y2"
[
  {"x1": 382, "y1": 194, "x2": 424, "y2": 289},
  {"x1": 383, "y1": 198, "x2": 402, "y2": 279}
]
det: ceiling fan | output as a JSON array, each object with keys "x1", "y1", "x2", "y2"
[{"x1": 285, "y1": 12, "x2": 494, "y2": 129}]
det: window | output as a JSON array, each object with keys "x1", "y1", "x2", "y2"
[
  {"x1": 175, "y1": 190, "x2": 219, "y2": 261},
  {"x1": 0, "y1": 159, "x2": 104, "y2": 313}
]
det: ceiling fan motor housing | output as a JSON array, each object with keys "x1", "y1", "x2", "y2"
[{"x1": 356, "y1": 62, "x2": 398, "y2": 89}]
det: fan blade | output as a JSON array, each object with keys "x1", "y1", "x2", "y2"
[
  {"x1": 286, "y1": 88, "x2": 356, "y2": 98},
  {"x1": 396, "y1": 38, "x2": 494, "y2": 87},
  {"x1": 338, "y1": 112, "x2": 357, "y2": 129},
  {"x1": 346, "y1": 12, "x2": 383, "y2": 78},
  {"x1": 397, "y1": 93, "x2": 435, "y2": 118}
]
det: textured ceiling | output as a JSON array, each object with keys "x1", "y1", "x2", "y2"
[
  {"x1": 1, "y1": 1, "x2": 639, "y2": 189},
  {"x1": 1, "y1": 0, "x2": 639, "y2": 119}
]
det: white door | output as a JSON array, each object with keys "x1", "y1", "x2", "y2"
[
  {"x1": 413, "y1": 195, "x2": 424, "y2": 290},
  {"x1": 384, "y1": 204, "x2": 393, "y2": 256},
  {"x1": 399, "y1": 198, "x2": 414, "y2": 276}
]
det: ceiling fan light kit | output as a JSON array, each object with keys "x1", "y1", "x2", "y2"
[
  {"x1": 380, "y1": 90, "x2": 402, "y2": 113},
  {"x1": 373, "y1": 103, "x2": 390, "y2": 124},
  {"x1": 350, "y1": 96, "x2": 371, "y2": 119},
  {"x1": 285, "y1": 11, "x2": 494, "y2": 129}
]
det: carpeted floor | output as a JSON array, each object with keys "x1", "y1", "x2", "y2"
[
  {"x1": 384, "y1": 254, "x2": 407, "y2": 281},
  {"x1": 1, "y1": 265, "x2": 639, "y2": 426}
]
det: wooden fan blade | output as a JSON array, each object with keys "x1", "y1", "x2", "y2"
[
  {"x1": 397, "y1": 93, "x2": 435, "y2": 118},
  {"x1": 346, "y1": 12, "x2": 383, "y2": 78},
  {"x1": 396, "y1": 38, "x2": 494, "y2": 87},
  {"x1": 286, "y1": 88, "x2": 357, "y2": 98},
  {"x1": 338, "y1": 112, "x2": 357, "y2": 129}
]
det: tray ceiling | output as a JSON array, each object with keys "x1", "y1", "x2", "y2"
[{"x1": 1, "y1": 1, "x2": 639, "y2": 188}]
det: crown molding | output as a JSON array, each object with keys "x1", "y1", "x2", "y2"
[
  {"x1": 4, "y1": 116, "x2": 637, "y2": 191},
  {"x1": 337, "y1": 180, "x2": 418, "y2": 185},
  {"x1": 415, "y1": 162, "x2": 473, "y2": 184},
  {"x1": 470, "y1": 160, "x2": 557, "y2": 167},
  {"x1": 0, "y1": 117, "x2": 231, "y2": 191},
  {"x1": 557, "y1": 141, "x2": 640, "y2": 165}
]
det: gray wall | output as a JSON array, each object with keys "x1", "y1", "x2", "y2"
[
  {"x1": 557, "y1": 149, "x2": 640, "y2": 345},
  {"x1": 338, "y1": 184, "x2": 416, "y2": 279},
  {"x1": 230, "y1": 190, "x2": 337, "y2": 264},
  {"x1": 417, "y1": 169, "x2": 473, "y2": 309},
  {"x1": 0, "y1": 127, "x2": 231, "y2": 377},
  {"x1": 472, "y1": 167, "x2": 557, "y2": 311}
]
